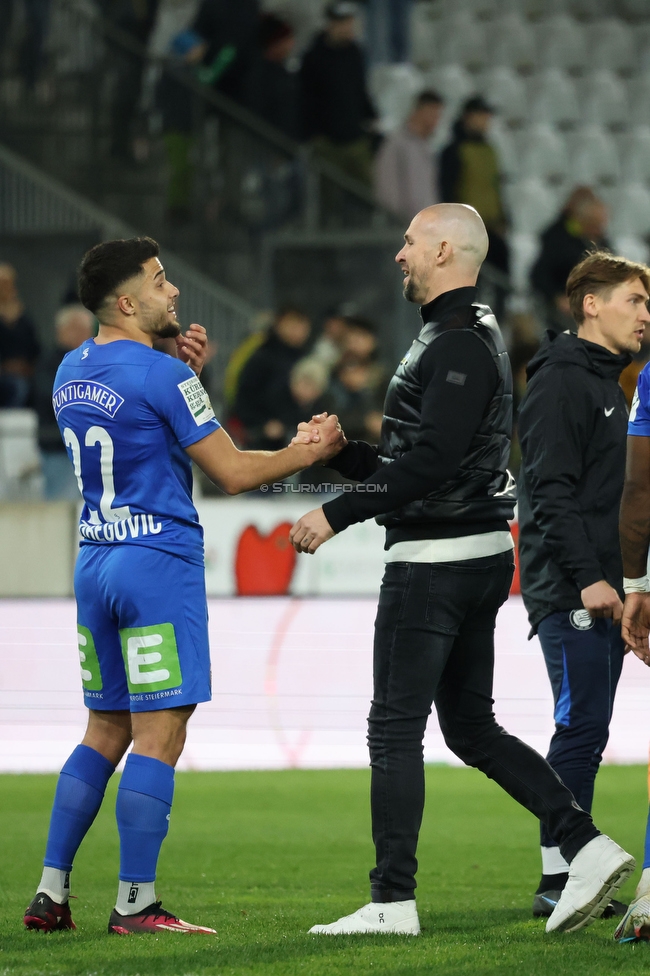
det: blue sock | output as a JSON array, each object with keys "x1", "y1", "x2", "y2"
[
  {"x1": 643, "y1": 806, "x2": 650, "y2": 869},
  {"x1": 116, "y1": 753, "x2": 175, "y2": 883},
  {"x1": 44, "y1": 744, "x2": 115, "y2": 871}
]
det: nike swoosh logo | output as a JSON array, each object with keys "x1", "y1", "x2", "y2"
[
  {"x1": 541, "y1": 896, "x2": 558, "y2": 906},
  {"x1": 605, "y1": 407, "x2": 615, "y2": 416}
]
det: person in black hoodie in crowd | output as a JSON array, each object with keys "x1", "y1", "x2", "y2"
[
  {"x1": 233, "y1": 306, "x2": 311, "y2": 450},
  {"x1": 245, "y1": 14, "x2": 299, "y2": 140},
  {"x1": 518, "y1": 251, "x2": 650, "y2": 920},
  {"x1": 531, "y1": 187, "x2": 610, "y2": 335},
  {"x1": 300, "y1": 1, "x2": 376, "y2": 185}
]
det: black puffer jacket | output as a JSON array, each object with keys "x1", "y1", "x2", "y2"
[
  {"x1": 518, "y1": 331, "x2": 631, "y2": 632},
  {"x1": 375, "y1": 296, "x2": 515, "y2": 542}
]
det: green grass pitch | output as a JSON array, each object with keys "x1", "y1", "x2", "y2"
[{"x1": 2, "y1": 765, "x2": 650, "y2": 975}]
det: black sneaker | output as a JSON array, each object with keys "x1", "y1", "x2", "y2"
[
  {"x1": 533, "y1": 889, "x2": 628, "y2": 919},
  {"x1": 24, "y1": 892, "x2": 76, "y2": 932},
  {"x1": 533, "y1": 889, "x2": 562, "y2": 917},
  {"x1": 108, "y1": 901, "x2": 216, "y2": 935}
]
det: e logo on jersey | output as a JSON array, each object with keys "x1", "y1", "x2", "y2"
[
  {"x1": 569, "y1": 609, "x2": 595, "y2": 631},
  {"x1": 178, "y1": 376, "x2": 215, "y2": 426},
  {"x1": 53, "y1": 381, "x2": 124, "y2": 419}
]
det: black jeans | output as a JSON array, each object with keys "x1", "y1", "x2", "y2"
[{"x1": 368, "y1": 552, "x2": 600, "y2": 902}]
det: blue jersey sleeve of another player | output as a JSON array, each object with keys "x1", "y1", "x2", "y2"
[
  {"x1": 145, "y1": 356, "x2": 221, "y2": 448},
  {"x1": 629, "y1": 365, "x2": 650, "y2": 437}
]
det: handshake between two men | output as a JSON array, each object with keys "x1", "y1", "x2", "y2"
[{"x1": 290, "y1": 412, "x2": 346, "y2": 556}]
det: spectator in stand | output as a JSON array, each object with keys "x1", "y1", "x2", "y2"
[
  {"x1": 341, "y1": 314, "x2": 381, "y2": 366},
  {"x1": 233, "y1": 305, "x2": 311, "y2": 450},
  {"x1": 326, "y1": 358, "x2": 385, "y2": 442},
  {"x1": 245, "y1": 14, "x2": 300, "y2": 140},
  {"x1": 0, "y1": 264, "x2": 41, "y2": 407},
  {"x1": 189, "y1": 0, "x2": 260, "y2": 103},
  {"x1": 311, "y1": 308, "x2": 351, "y2": 373},
  {"x1": 34, "y1": 305, "x2": 94, "y2": 500},
  {"x1": 439, "y1": 96, "x2": 509, "y2": 275},
  {"x1": 374, "y1": 90, "x2": 443, "y2": 222},
  {"x1": 99, "y1": 0, "x2": 160, "y2": 161},
  {"x1": 531, "y1": 187, "x2": 611, "y2": 335},
  {"x1": 363, "y1": 0, "x2": 413, "y2": 65},
  {"x1": 300, "y1": 1, "x2": 377, "y2": 185}
]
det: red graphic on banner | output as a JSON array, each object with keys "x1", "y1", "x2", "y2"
[
  {"x1": 510, "y1": 521, "x2": 520, "y2": 595},
  {"x1": 235, "y1": 523, "x2": 297, "y2": 596}
]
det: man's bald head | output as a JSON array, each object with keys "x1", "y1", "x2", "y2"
[
  {"x1": 414, "y1": 204, "x2": 489, "y2": 270},
  {"x1": 395, "y1": 204, "x2": 489, "y2": 306}
]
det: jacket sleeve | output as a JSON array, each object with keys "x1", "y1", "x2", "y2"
[
  {"x1": 326, "y1": 440, "x2": 382, "y2": 481},
  {"x1": 322, "y1": 331, "x2": 498, "y2": 533},
  {"x1": 518, "y1": 366, "x2": 604, "y2": 590}
]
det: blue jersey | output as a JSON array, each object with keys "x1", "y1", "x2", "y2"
[
  {"x1": 629, "y1": 364, "x2": 650, "y2": 437},
  {"x1": 53, "y1": 338, "x2": 220, "y2": 563}
]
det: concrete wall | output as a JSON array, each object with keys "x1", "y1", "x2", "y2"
[{"x1": 0, "y1": 502, "x2": 77, "y2": 596}]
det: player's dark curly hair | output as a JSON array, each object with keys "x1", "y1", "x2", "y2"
[{"x1": 78, "y1": 237, "x2": 160, "y2": 314}]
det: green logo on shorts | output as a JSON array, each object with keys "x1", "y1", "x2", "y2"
[
  {"x1": 119, "y1": 623, "x2": 182, "y2": 694},
  {"x1": 78, "y1": 625, "x2": 103, "y2": 691}
]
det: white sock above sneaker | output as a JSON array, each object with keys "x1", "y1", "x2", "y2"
[
  {"x1": 637, "y1": 867, "x2": 650, "y2": 898},
  {"x1": 541, "y1": 846, "x2": 569, "y2": 876},
  {"x1": 115, "y1": 881, "x2": 157, "y2": 916},
  {"x1": 309, "y1": 900, "x2": 420, "y2": 935},
  {"x1": 38, "y1": 868, "x2": 70, "y2": 904}
]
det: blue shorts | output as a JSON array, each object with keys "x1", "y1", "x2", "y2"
[{"x1": 74, "y1": 544, "x2": 211, "y2": 712}]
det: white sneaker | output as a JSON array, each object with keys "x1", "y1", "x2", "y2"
[
  {"x1": 546, "y1": 835, "x2": 636, "y2": 933},
  {"x1": 309, "y1": 900, "x2": 420, "y2": 935}
]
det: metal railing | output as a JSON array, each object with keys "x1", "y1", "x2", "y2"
[
  {"x1": 0, "y1": 141, "x2": 257, "y2": 404},
  {"x1": 0, "y1": 0, "x2": 394, "y2": 307}
]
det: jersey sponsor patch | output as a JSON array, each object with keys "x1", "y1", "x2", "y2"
[
  {"x1": 178, "y1": 376, "x2": 215, "y2": 426},
  {"x1": 569, "y1": 609, "x2": 595, "y2": 631},
  {"x1": 53, "y1": 381, "x2": 124, "y2": 419}
]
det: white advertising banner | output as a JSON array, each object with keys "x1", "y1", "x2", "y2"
[
  {"x1": 1, "y1": 597, "x2": 649, "y2": 773},
  {"x1": 198, "y1": 498, "x2": 387, "y2": 597}
]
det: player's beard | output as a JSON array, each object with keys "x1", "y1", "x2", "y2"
[{"x1": 154, "y1": 319, "x2": 182, "y2": 339}]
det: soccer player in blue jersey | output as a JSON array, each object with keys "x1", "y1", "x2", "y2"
[
  {"x1": 617, "y1": 363, "x2": 650, "y2": 942},
  {"x1": 23, "y1": 237, "x2": 343, "y2": 936}
]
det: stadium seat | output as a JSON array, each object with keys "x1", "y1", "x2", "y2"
[
  {"x1": 584, "y1": 19, "x2": 636, "y2": 73},
  {"x1": 609, "y1": 236, "x2": 650, "y2": 264},
  {"x1": 410, "y1": 5, "x2": 437, "y2": 68},
  {"x1": 0, "y1": 409, "x2": 43, "y2": 501},
  {"x1": 509, "y1": 231, "x2": 542, "y2": 294},
  {"x1": 567, "y1": 125, "x2": 621, "y2": 185},
  {"x1": 604, "y1": 183, "x2": 650, "y2": 238},
  {"x1": 479, "y1": 67, "x2": 528, "y2": 125},
  {"x1": 433, "y1": 13, "x2": 487, "y2": 72},
  {"x1": 533, "y1": 15, "x2": 587, "y2": 71},
  {"x1": 627, "y1": 73, "x2": 650, "y2": 127},
  {"x1": 620, "y1": 127, "x2": 650, "y2": 183},
  {"x1": 488, "y1": 120, "x2": 519, "y2": 180},
  {"x1": 529, "y1": 69, "x2": 580, "y2": 127},
  {"x1": 518, "y1": 124, "x2": 569, "y2": 183},
  {"x1": 505, "y1": 178, "x2": 560, "y2": 235},
  {"x1": 422, "y1": 65, "x2": 475, "y2": 117},
  {"x1": 579, "y1": 70, "x2": 629, "y2": 128},
  {"x1": 569, "y1": 0, "x2": 618, "y2": 19},
  {"x1": 369, "y1": 63, "x2": 425, "y2": 133},
  {"x1": 486, "y1": 14, "x2": 536, "y2": 71}
]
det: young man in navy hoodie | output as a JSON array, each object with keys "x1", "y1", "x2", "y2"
[{"x1": 518, "y1": 251, "x2": 650, "y2": 918}]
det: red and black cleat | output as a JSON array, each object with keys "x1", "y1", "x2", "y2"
[
  {"x1": 108, "y1": 901, "x2": 216, "y2": 935},
  {"x1": 24, "y1": 892, "x2": 76, "y2": 932}
]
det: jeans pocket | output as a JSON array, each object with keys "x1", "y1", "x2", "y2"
[{"x1": 424, "y1": 565, "x2": 461, "y2": 635}]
